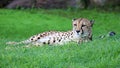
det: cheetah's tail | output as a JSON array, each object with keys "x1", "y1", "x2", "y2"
[{"x1": 6, "y1": 40, "x2": 31, "y2": 45}]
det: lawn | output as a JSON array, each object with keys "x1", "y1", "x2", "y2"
[{"x1": 0, "y1": 9, "x2": 120, "y2": 68}]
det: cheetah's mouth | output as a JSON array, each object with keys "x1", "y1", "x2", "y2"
[
  {"x1": 81, "y1": 32, "x2": 89, "y2": 38},
  {"x1": 74, "y1": 31, "x2": 88, "y2": 38}
]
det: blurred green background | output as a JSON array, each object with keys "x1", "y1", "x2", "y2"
[{"x1": 0, "y1": 0, "x2": 120, "y2": 11}]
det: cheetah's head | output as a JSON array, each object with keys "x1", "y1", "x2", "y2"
[{"x1": 72, "y1": 18, "x2": 94, "y2": 39}]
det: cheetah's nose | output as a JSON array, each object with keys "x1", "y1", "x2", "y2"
[{"x1": 76, "y1": 30, "x2": 80, "y2": 33}]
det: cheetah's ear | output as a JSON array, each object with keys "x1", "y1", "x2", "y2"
[
  {"x1": 90, "y1": 20, "x2": 94, "y2": 27},
  {"x1": 72, "y1": 18, "x2": 76, "y2": 22}
]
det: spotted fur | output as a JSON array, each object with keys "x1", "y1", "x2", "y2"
[{"x1": 6, "y1": 18, "x2": 94, "y2": 46}]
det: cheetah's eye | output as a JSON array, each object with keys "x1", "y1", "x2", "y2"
[
  {"x1": 82, "y1": 25, "x2": 86, "y2": 27},
  {"x1": 74, "y1": 24, "x2": 77, "y2": 26}
]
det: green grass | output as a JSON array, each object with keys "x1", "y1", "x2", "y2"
[{"x1": 0, "y1": 9, "x2": 120, "y2": 68}]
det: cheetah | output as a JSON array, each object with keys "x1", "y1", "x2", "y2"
[{"x1": 6, "y1": 18, "x2": 94, "y2": 46}]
